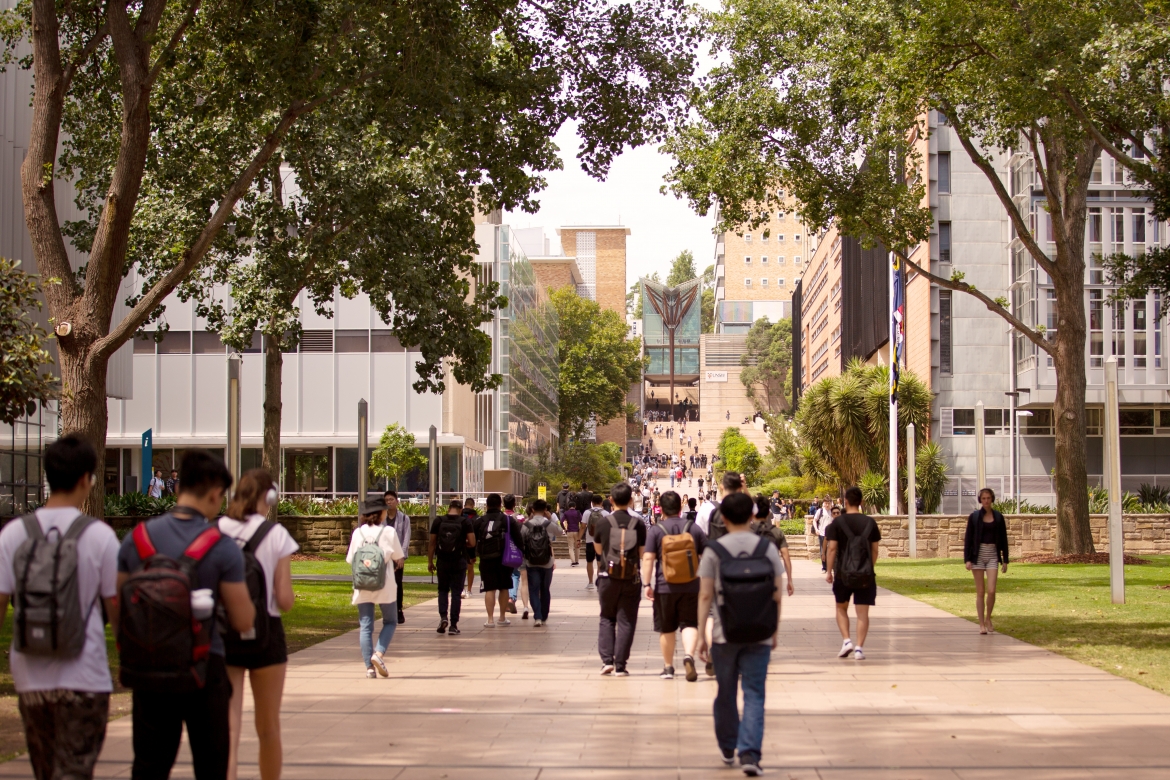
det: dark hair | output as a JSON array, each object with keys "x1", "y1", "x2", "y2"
[
  {"x1": 487, "y1": 493, "x2": 503, "y2": 510},
  {"x1": 844, "y1": 486, "x2": 863, "y2": 508},
  {"x1": 44, "y1": 434, "x2": 97, "y2": 492},
  {"x1": 532, "y1": 498, "x2": 548, "y2": 513},
  {"x1": 179, "y1": 449, "x2": 232, "y2": 498},
  {"x1": 722, "y1": 471, "x2": 743, "y2": 491},
  {"x1": 688, "y1": 497, "x2": 697, "y2": 510},
  {"x1": 502, "y1": 494, "x2": 515, "y2": 510},
  {"x1": 610, "y1": 482, "x2": 633, "y2": 506},
  {"x1": 226, "y1": 468, "x2": 275, "y2": 520},
  {"x1": 464, "y1": 497, "x2": 475, "y2": 507},
  {"x1": 720, "y1": 492, "x2": 754, "y2": 525},
  {"x1": 979, "y1": 487, "x2": 996, "y2": 502},
  {"x1": 831, "y1": 506, "x2": 842, "y2": 516},
  {"x1": 383, "y1": 489, "x2": 398, "y2": 499},
  {"x1": 448, "y1": 499, "x2": 464, "y2": 511},
  {"x1": 754, "y1": 493, "x2": 771, "y2": 519},
  {"x1": 659, "y1": 490, "x2": 682, "y2": 515},
  {"x1": 591, "y1": 492, "x2": 603, "y2": 505},
  {"x1": 602, "y1": 498, "x2": 613, "y2": 511}
]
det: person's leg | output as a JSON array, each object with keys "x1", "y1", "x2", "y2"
[
  {"x1": 484, "y1": 587, "x2": 497, "y2": 623},
  {"x1": 510, "y1": 569, "x2": 520, "y2": 603},
  {"x1": 376, "y1": 604, "x2": 399, "y2": 655},
  {"x1": 985, "y1": 566, "x2": 1000, "y2": 629},
  {"x1": 710, "y1": 642, "x2": 741, "y2": 755},
  {"x1": 528, "y1": 566, "x2": 546, "y2": 621},
  {"x1": 660, "y1": 629, "x2": 677, "y2": 667},
  {"x1": 131, "y1": 688, "x2": 184, "y2": 778},
  {"x1": 249, "y1": 663, "x2": 287, "y2": 780},
  {"x1": 437, "y1": 565, "x2": 452, "y2": 621},
  {"x1": 520, "y1": 568, "x2": 530, "y2": 612},
  {"x1": 465, "y1": 560, "x2": 475, "y2": 594},
  {"x1": 614, "y1": 580, "x2": 641, "y2": 669},
  {"x1": 226, "y1": 665, "x2": 247, "y2": 780},
  {"x1": 735, "y1": 644, "x2": 772, "y2": 765},
  {"x1": 357, "y1": 602, "x2": 375, "y2": 668},
  {"x1": 16, "y1": 692, "x2": 55, "y2": 780},
  {"x1": 451, "y1": 562, "x2": 466, "y2": 625},
  {"x1": 597, "y1": 577, "x2": 618, "y2": 665},
  {"x1": 681, "y1": 626, "x2": 699, "y2": 658},
  {"x1": 183, "y1": 655, "x2": 233, "y2": 780},
  {"x1": 496, "y1": 590, "x2": 511, "y2": 621},
  {"x1": 541, "y1": 568, "x2": 553, "y2": 621},
  {"x1": 395, "y1": 565, "x2": 406, "y2": 621},
  {"x1": 855, "y1": 604, "x2": 871, "y2": 648},
  {"x1": 835, "y1": 601, "x2": 852, "y2": 640},
  {"x1": 568, "y1": 536, "x2": 579, "y2": 564},
  {"x1": 973, "y1": 569, "x2": 987, "y2": 630}
]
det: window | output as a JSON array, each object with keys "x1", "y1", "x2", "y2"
[
  {"x1": 939, "y1": 290, "x2": 953, "y2": 375},
  {"x1": 192, "y1": 332, "x2": 224, "y2": 354},
  {"x1": 761, "y1": 278, "x2": 769, "y2": 287},
  {"x1": 300, "y1": 330, "x2": 333, "y2": 353},
  {"x1": 778, "y1": 255, "x2": 785, "y2": 264},
  {"x1": 761, "y1": 256, "x2": 768, "y2": 264},
  {"x1": 744, "y1": 256, "x2": 752, "y2": 264},
  {"x1": 242, "y1": 331, "x2": 261, "y2": 353},
  {"x1": 1046, "y1": 213, "x2": 1055, "y2": 243},
  {"x1": 1091, "y1": 155, "x2": 1103, "y2": 184},
  {"x1": 1086, "y1": 408, "x2": 1102, "y2": 436},
  {"x1": 1133, "y1": 208, "x2": 1147, "y2": 245},
  {"x1": 794, "y1": 234, "x2": 801, "y2": 242},
  {"x1": 778, "y1": 278, "x2": 785, "y2": 286},
  {"x1": 952, "y1": 408, "x2": 975, "y2": 435},
  {"x1": 1023, "y1": 409, "x2": 1054, "y2": 435},
  {"x1": 1157, "y1": 293, "x2": 1163, "y2": 368},
  {"x1": 761, "y1": 234, "x2": 769, "y2": 242},
  {"x1": 335, "y1": 330, "x2": 369, "y2": 353},
  {"x1": 831, "y1": 326, "x2": 841, "y2": 343},
  {"x1": 1119, "y1": 409, "x2": 1155, "y2": 435},
  {"x1": 1090, "y1": 290, "x2": 1103, "y2": 367},
  {"x1": 371, "y1": 332, "x2": 404, "y2": 352},
  {"x1": 778, "y1": 234, "x2": 785, "y2": 242},
  {"x1": 1112, "y1": 302, "x2": 1126, "y2": 367},
  {"x1": 1110, "y1": 207, "x2": 1125, "y2": 249},
  {"x1": 1134, "y1": 300, "x2": 1148, "y2": 368},
  {"x1": 794, "y1": 255, "x2": 802, "y2": 264},
  {"x1": 984, "y1": 408, "x2": 1005, "y2": 435},
  {"x1": 744, "y1": 234, "x2": 752, "y2": 242},
  {"x1": 1088, "y1": 207, "x2": 1102, "y2": 244},
  {"x1": 1158, "y1": 409, "x2": 1170, "y2": 431},
  {"x1": 938, "y1": 152, "x2": 951, "y2": 194},
  {"x1": 157, "y1": 331, "x2": 191, "y2": 354},
  {"x1": 744, "y1": 278, "x2": 752, "y2": 287},
  {"x1": 134, "y1": 334, "x2": 155, "y2": 354},
  {"x1": 939, "y1": 221, "x2": 951, "y2": 263}
]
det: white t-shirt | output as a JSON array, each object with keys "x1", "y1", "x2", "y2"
[
  {"x1": 217, "y1": 514, "x2": 300, "y2": 616},
  {"x1": 696, "y1": 500, "x2": 717, "y2": 534},
  {"x1": 0, "y1": 508, "x2": 120, "y2": 693},
  {"x1": 345, "y1": 524, "x2": 405, "y2": 605}
]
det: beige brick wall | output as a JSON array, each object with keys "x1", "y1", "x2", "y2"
[
  {"x1": 722, "y1": 206, "x2": 810, "y2": 301},
  {"x1": 905, "y1": 263, "x2": 932, "y2": 395},
  {"x1": 278, "y1": 515, "x2": 433, "y2": 555}
]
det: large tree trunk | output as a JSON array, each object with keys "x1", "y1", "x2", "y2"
[
  {"x1": 262, "y1": 330, "x2": 284, "y2": 481},
  {"x1": 59, "y1": 342, "x2": 110, "y2": 518}
]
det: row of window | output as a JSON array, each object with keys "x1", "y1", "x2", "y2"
[
  {"x1": 133, "y1": 329, "x2": 406, "y2": 355},
  {"x1": 741, "y1": 229, "x2": 799, "y2": 242},
  {"x1": 942, "y1": 407, "x2": 1170, "y2": 436},
  {"x1": 743, "y1": 278, "x2": 786, "y2": 287},
  {"x1": 743, "y1": 255, "x2": 802, "y2": 265}
]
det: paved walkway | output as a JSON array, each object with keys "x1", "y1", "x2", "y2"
[{"x1": 5, "y1": 560, "x2": 1170, "y2": 779}]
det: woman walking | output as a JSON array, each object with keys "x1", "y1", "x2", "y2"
[
  {"x1": 219, "y1": 469, "x2": 300, "y2": 780},
  {"x1": 346, "y1": 498, "x2": 405, "y2": 677},
  {"x1": 964, "y1": 488, "x2": 1009, "y2": 634}
]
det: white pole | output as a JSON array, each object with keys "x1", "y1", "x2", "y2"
[
  {"x1": 226, "y1": 356, "x2": 241, "y2": 498},
  {"x1": 907, "y1": 422, "x2": 917, "y2": 558},
  {"x1": 889, "y1": 253, "x2": 898, "y2": 515},
  {"x1": 975, "y1": 400, "x2": 987, "y2": 492},
  {"x1": 1105, "y1": 357, "x2": 1124, "y2": 604},
  {"x1": 357, "y1": 399, "x2": 368, "y2": 501}
]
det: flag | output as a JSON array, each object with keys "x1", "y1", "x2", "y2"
[{"x1": 891, "y1": 254, "x2": 904, "y2": 403}]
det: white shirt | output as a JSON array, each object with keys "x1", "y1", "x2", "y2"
[
  {"x1": 581, "y1": 508, "x2": 609, "y2": 544},
  {"x1": 345, "y1": 524, "x2": 405, "y2": 605},
  {"x1": 148, "y1": 477, "x2": 164, "y2": 498},
  {"x1": 0, "y1": 508, "x2": 120, "y2": 693},
  {"x1": 696, "y1": 500, "x2": 717, "y2": 534},
  {"x1": 814, "y1": 508, "x2": 833, "y2": 536},
  {"x1": 217, "y1": 514, "x2": 300, "y2": 616}
]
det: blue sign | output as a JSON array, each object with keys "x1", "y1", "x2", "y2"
[{"x1": 141, "y1": 429, "x2": 153, "y2": 495}]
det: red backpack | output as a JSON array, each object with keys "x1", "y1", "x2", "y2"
[{"x1": 118, "y1": 520, "x2": 221, "y2": 693}]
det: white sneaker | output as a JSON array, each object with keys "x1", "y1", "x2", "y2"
[
  {"x1": 483, "y1": 620, "x2": 496, "y2": 627},
  {"x1": 533, "y1": 619, "x2": 543, "y2": 627},
  {"x1": 837, "y1": 639, "x2": 854, "y2": 658},
  {"x1": 461, "y1": 589, "x2": 471, "y2": 599},
  {"x1": 600, "y1": 663, "x2": 616, "y2": 675},
  {"x1": 371, "y1": 653, "x2": 389, "y2": 677},
  {"x1": 586, "y1": 583, "x2": 596, "y2": 590},
  {"x1": 496, "y1": 618, "x2": 512, "y2": 626},
  {"x1": 365, "y1": 668, "x2": 377, "y2": 679},
  {"x1": 853, "y1": 647, "x2": 866, "y2": 660}
]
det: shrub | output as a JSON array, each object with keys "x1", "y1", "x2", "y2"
[
  {"x1": 859, "y1": 471, "x2": 889, "y2": 514},
  {"x1": 104, "y1": 492, "x2": 176, "y2": 517},
  {"x1": 1138, "y1": 483, "x2": 1170, "y2": 506}
]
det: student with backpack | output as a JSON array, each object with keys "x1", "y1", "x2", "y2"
[
  {"x1": 474, "y1": 494, "x2": 522, "y2": 626},
  {"x1": 705, "y1": 471, "x2": 745, "y2": 542},
  {"x1": 561, "y1": 495, "x2": 581, "y2": 567},
  {"x1": 117, "y1": 449, "x2": 255, "y2": 780},
  {"x1": 695, "y1": 492, "x2": 784, "y2": 777},
  {"x1": 460, "y1": 498, "x2": 479, "y2": 599},
  {"x1": 579, "y1": 493, "x2": 607, "y2": 590},
  {"x1": 641, "y1": 490, "x2": 707, "y2": 681},
  {"x1": 429, "y1": 499, "x2": 476, "y2": 635},
  {"x1": 521, "y1": 499, "x2": 563, "y2": 626},
  {"x1": 592, "y1": 483, "x2": 645, "y2": 676},
  {"x1": 346, "y1": 498, "x2": 405, "y2": 677},
  {"x1": 824, "y1": 486, "x2": 882, "y2": 660},
  {"x1": 0, "y1": 434, "x2": 120, "y2": 780},
  {"x1": 753, "y1": 495, "x2": 795, "y2": 597},
  {"x1": 218, "y1": 469, "x2": 299, "y2": 780}
]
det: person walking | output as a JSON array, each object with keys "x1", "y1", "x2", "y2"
[
  {"x1": 508, "y1": 498, "x2": 532, "y2": 619},
  {"x1": 117, "y1": 450, "x2": 255, "y2": 779},
  {"x1": 165, "y1": 469, "x2": 179, "y2": 497},
  {"x1": 0, "y1": 434, "x2": 120, "y2": 780},
  {"x1": 383, "y1": 490, "x2": 411, "y2": 624},
  {"x1": 824, "y1": 486, "x2": 881, "y2": 661},
  {"x1": 813, "y1": 499, "x2": 833, "y2": 572},
  {"x1": 346, "y1": 498, "x2": 405, "y2": 678},
  {"x1": 460, "y1": 498, "x2": 478, "y2": 599},
  {"x1": 521, "y1": 499, "x2": 562, "y2": 626},
  {"x1": 593, "y1": 483, "x2": 645, "y2": 676},
  {"x1": 562, "y1": 495, "x2": 582, "y2": 567},
  {"x1": 148, "y1": 468, "x2": 165, "y2": 498},
  {"x1": 580, "y1": 493, "x2": 606, "y2": 590},
  {"x1": 474, "y1": 494, "x2": 521, "y2": 626},
  {"x1": 695, "y1": 492, "x2": 784, "y2": 777},
  {"x1": 429, "y1": 499, "x2": 477, "y2": 635},
  {"x1": 642, "y1": 491, "x2": 707, "y2": 681},
  {"x1": 964, "y1": 488, "x2": 1009, "y2": 634},
  {"x1": 219, "y1": 469, "x2": 299, "y2": 780},
  {"x1": 753, "y1": 495, "x2": 796, "y2": 598}
]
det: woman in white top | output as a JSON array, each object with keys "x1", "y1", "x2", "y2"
[
  {"x1": 346, "y1": 500, "x2": 405, "y2": 678},
  {"x1": 218, "y1": 469, "x2": 299, "y2": 780}
]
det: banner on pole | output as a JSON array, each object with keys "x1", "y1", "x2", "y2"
[{"x1": 891, "y1": 254, "x2": 905, "y2": 401}]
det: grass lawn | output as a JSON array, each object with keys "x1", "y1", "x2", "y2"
[
  {"x1": 877, "y1": 556, "x2": 1170, "y2": 695},
  {"x1": 292, "y1": 554, "x2": 433, "y2": 578}
]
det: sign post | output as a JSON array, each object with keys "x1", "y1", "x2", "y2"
[
  {"x1": 428, "y1": 425, "x2": 438, "y2": 525},
  {"x1": 975, "y1": 401, "x2": 987, "y2": 493},
  {"x1": 538, "y1": 482, "x2": 547, "y2": 501},
  {"x1": 141, "y1": 429, "x2": 153, "y2": 495},
  {"x1": 226, "y1": 356, "x2": 241, "y2": 495}
]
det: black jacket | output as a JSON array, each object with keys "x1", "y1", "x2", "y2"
[{"x1": 963, "y1": 508, "x2": 1009, "y2": 565}]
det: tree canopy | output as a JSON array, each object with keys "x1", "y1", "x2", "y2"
[
  {"x1": 740, "y1": 317, "x2": 791, "y2": 413},
  {"x1": 0, "y1": 259, "x2": 54, "y2": 425},
  {"x1": 666, "y1": 249, "x2": 698, "y2": 286},
  {"x1": 370, "y1": 423, "x2": 427, "y2": 492}
]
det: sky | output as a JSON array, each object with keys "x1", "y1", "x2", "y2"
[{"x1": 504, "y1": 122, "x2": 718, "y2": 292}]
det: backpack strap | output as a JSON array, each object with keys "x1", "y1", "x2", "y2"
[
  {"x1": 710, "y1": 538, "x2": 732, "y2": 562},
  {"x1": 181, "y1": 527, "x2": 223, "y2": 564},
  {"x1": 63, "y1": 514, "x2": 98, "y2": 542},
  {"x1": 836, "y1": 517, "x2": 857, "y2": 541},
  {"x1": 132, "y1": 522, "x2": 157, "y2": 560},
  {"x1": 19, "y1": 512, "x2": 42, "y2": 542},
  {"x1": 752, "y1": 536, "x2": 771, "y2": 559},
  {"x1": 682, "y1": 517, "x2": 694, "y2": 535},
  {"x1": 243, "y1": 520, "x2": 276, "y2": 555}
]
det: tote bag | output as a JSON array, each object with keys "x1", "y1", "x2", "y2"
[{"x1": 501, "y1": 515, "x2": 524, "y2": 568}]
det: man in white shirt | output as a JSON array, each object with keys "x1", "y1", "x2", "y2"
[
  {"x1": 813, "y1": 499, "x2": 833, "y2": 572},
  {"x1": 148, "y1": 469, "x2": 165, "y2": 498},
  {"x1": 696, "y1": 492, "x2": 718, "y2": 535},
  {"x1": 0, "y1": 434, "x2": 120, "y2": 780}
]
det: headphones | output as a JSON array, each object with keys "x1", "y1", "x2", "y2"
[{"x1": 265, "y1": 486, "x2": 279, "y2": 507}]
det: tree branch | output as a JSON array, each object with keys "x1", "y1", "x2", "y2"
[
  {"x1": 1057, "y1": 86, "x2": 1160, "y2": 178},
  {"x1": 147, "y1": 0, "x2": 201, "y2": 87},
  {"x1": 61, "y1": 22, "x2": 109, "y2": 96}
]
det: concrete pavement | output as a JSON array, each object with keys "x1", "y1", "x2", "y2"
[{"x1": 4, "y1": 559, "x2": 1169, "y2": 778}]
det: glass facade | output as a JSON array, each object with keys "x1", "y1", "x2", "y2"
[
  {"x1": 642, "y1": 277, "x2": 702, "y2": 378},
  {"x1": 0, "y1": 401, "x2": 57, "y2": 517}
]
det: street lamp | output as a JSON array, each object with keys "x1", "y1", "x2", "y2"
[{"x1": 1015, "y1": 409, "x2": 1034, "y2": 508}]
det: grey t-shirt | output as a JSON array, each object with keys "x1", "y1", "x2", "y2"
[
  {"x1": 698, "y1": 530, "x2": 785, "y2": 645},
  {"x1": 521, "y1": 515, "x2": 563, "y2": 568}
]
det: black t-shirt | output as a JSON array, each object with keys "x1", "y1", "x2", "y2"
[
  {"x1": 431, "y1": 514, "x2": 475, "y2": 563},
  {"x1": 825, "y1": 513, "x2": 881, "y2": 570},
  {"x1": 592, "y1": 508, "x2": 647, "y2": 554}
]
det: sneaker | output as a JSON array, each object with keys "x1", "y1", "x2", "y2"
[
  {"x1": 437, "y1": 619, "x2": 448, "y2": 634},
  {"x1": 853, "y1": 646, "x2": 866, "y2": 661},
  {"x1": 837, "y1": 639, "x2": 855, "y2": 658},
  {"x1": 448, "y1": 624, "x2": 461, "y2": 635},
  {"x1": 496, "y1": 618, "x2": 512, "y2": 626},
  {"x1": 683, "y1": 655, "x2": 698, "y2": 682},
  {"x1": 614, "y1": 668, "x2": 630, "y2": 677},
  {"x1": 483, "y1": 620, "x2": 496, "y2": 627},
  {"x1": 508, "y1": 599, "x2": 518, "y2": 614},
  {"x1": 705, "y1": 661, "x2": 715, "y2": 677},
  {"x1": 719, "y1": 748, "x2": 736, "y2": 766},
  {"x1": 371, "y1": 653, "x2": 389, "y2": 677},
  {"x1": 600, "y1": 664, "x2": 616, "y2": 675},
  {"x1": 365, "y1": 668, "x2": 377, "y2": 679},
  {"x1": 522, "y1": 610, "x2": 529, "y2": 620},
  {"x1": 741, "y1": 760, "x2": 763, "y2": 776},
  {"x1": 586, "y1": 583, "x2": 596, "y2": 590},
  {"x1": 533, "y1": 619, "x2": 543, "y2": 627},
  {"x1": 397, "y1": 611, "x2": 405, "y2": 625},
  {"x1": 571, "y1": 561, "x2": 579, "y2": 567},
  {"x1": 461, "y1": 589, "x2": 471, "y2": 599},
  {"x1": 659, "y1": 666, "x2": 675, "y2": 679}
]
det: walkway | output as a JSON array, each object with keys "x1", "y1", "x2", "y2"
[{"x1": 5, "y1": 560, "x2": 1170, "y2": 778}]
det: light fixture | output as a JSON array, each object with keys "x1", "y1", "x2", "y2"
[{"x1": 1017, "y1": 410, "x2": 1034, "y2": 417}]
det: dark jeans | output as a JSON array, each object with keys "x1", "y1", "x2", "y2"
[
  {"x1": 528, "y1": 566, "x2": 553, "y2": 621},
  {"x1": 597, "y1": 576, "x2": 640, "y2": 668},
  {"x1": 131, "y1": 654, "x2": 232, "y2": 780},
  {"x1": 395, "y1": 562, "x2": 405, "y2": 613},
  {"x1": 18, "y1": 689, "x2": 109, "y2": 780},
  {"x1": 437, "y1": 560, "x2": 467, "y2": 623},
  {"x1": 712, "y1": 642, "x2": 771, "y2": 765}
]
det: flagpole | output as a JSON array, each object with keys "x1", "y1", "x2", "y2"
[{"x1": 889, "y1": 250, "x2": 898, "y2": 515}]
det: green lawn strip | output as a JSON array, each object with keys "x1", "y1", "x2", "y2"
[
  {"x1": 876, "y1": 556, "x2": 1170, "y2": 695},
  {"x1": 283, "y1": 581, "x2": 436, "y2": 654},
  {"x1": 293, "y1": 558, "x2": 435, "y2": 578}
]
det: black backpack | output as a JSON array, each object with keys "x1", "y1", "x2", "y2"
[
  {"x1": 523, "y1": 517, "x2": 553, "y2": 566},
  {"x1": 436, "y1": 516, "x2": 465, "y2": 558},
  {"x1": 707, "y1": 506, "x2": 728, "y2": 541},
  {"x1": 476, "y1": 513, "x2": 505, "y2": 559},
  {"x1": 219, "y1": 519, "x2": 276, "y2": 659},
  {"x1": 835, "y1": 515, "x2": 876, "y2": 589},
  {"x1": 711, "y1": 537, "x2": 778, "y2": 643}
]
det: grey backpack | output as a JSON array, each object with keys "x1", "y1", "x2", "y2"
[
  {"x1": 351, "y1": 526, "x2": 388, "y2": 591},
  {"x1": 12, "y1": 512, "x2": 99, "y2": 658}
]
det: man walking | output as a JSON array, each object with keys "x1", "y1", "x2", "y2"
[
  {"x1": 429, "y1": 500, "x2": 476, "y2": 635},
  {"x1": 562, "y1": 495, "x2": 582, "y2": 567},
  {"x1": 813, "y1": 499, "x2": 833, "y2": 572},
  {"x1": 696, "y1": 492, "x2": 784, "y2": 777},
  {"x1": 384, "y1": 490, "x2": 411, "y2": 624},
  {"x1": 580, "y1": 493, "x2": 606, "y2": 590},
  {"x1": 474, "y1": 494, "x2": 521, "y2": 627},
  {"x1": 148, "y1": 469, "x2": 165, "y2": 499},
  {"x1": 593, "y1": 483, "x2": 645, "y2": 676},
  {"x1": 642, "y1": 491, "x2": 707, "y2": 681},
  {"x1": 824, "y1": 486, "x2": 881, "y2": 660}
]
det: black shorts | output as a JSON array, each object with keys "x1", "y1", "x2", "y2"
[
  {"x1": 652, "y1": 591, "x2": 699, "y2": 633},
  {"x1": 225, "y1": 615, "x2": 288, "y2": 669},
  {"x1": 584, "y1": 543, "x2": 597, "y2": 563},
  {"x1": 479, "y1": 556, "x2": 514, "y2": 591},
  {"x1": 832, "y1": 580, "x2": 877, "y2": 606}
]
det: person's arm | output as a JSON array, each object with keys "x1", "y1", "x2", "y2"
[
  {"x1": 428, "y1": 533, "x2": 438, "y2": 574},
  {"x1": 273, "y1": 556, "x2": 295, "y2": 612},
  {"x1": 220, "y1": 580, "x2": 257, "y2": 632},
  {"x1": 695, "y1": 576, "x2": 715, "y2": 662},
  {"x1": 963, "y1": 516, "x2": 975, "y2": 570},
  {"x1": 772, "y1": 572, "x2": 784, "y2": 648},
  {"x1": 641, "y1": 549, "x2": 656, "y2": 600},
  {"x1": 998, "y1": 514, "x2": 1009, "y2": 571},
  {"x1": 825, "y1": 539, "x2": 838, "y2": 583},
  {"x1": 779, "y1": 547, "x2": 794, "y2": 596},
  {"x1": 870, "y1": 541, "x2": 880, "y2": 565}
]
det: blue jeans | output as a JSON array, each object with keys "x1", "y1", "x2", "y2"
[
  {"x1": 357, "y1": 603, "x2": 398, "y2": 668},
  {"x1": 527, "y1": 566, "x2": 553, "y2": 621},
  {"x1": 510, "y1": 569, "x2": 520, "y2": 601},
  {"x1": 711, "y1": 642, "x2": 771, "y2": 764}
]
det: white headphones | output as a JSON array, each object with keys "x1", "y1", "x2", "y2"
[{"x1": 265, "y1": 486, "x2": 279, "y2": 507}]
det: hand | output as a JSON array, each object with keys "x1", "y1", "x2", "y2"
[
  {"x1": 965, "y1": 562, "x2": 973, "y2": 571},
  {"x1": 644, "y1": 585, "x2": 654, "y2": 601},
  {"x1": 1001, "y1": 563, "x2": 1008, "y2": 574},
  {"x1": 427, "y1": 560, "x2": 435, "y2": 574},
  {"x1": 825, "y1": 570, "x2": 834, "y2": 584},
  {"x1": 696, "y1": 638, "x2": 710, "y2": 663},
  {"x1": 787, "y1": 578, "x2": 795, "y2": 597},
  {"x1": 772, "y1": 632, "x2": 778, "y2": 649}
]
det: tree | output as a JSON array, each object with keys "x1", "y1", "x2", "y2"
[
  {"x1": 3, "y1": 0, "x2": 695, "y2": 515},
  {"x1": 370, "y1": 423, "x2": 427, "y2": 493},
  {"x1": 665, "y1": 0, "x2": 1146, "y2": 552},
  {"x1": 666, "y1": 249, "x2": 698, "y2": 286},
  {"x1": 0, "y1": 259, "x2": 54, "y2": 424},
  {"x1": 551, "y1": 286, "x2": 645, "y2": 440},
  {"x1": 717, "y1": 427, "x2": 762, "y2": 485},
  {"x1": 631, "y1": 271, "x2": 660, "y2": 319},
  {"x1": 701, "y1": 264, "x2": 716, "y2": 333},
  {"x1": 740, "y1": 317, "x2": 791, "y2": 413}
]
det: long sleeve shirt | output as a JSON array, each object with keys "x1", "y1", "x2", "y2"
[{"x1": 387, "y1": 510, "x2": 411, "y2": 556}]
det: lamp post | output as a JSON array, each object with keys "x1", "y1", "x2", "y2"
[
  {"x1": 1104, "y1": 357, "x2": 1124, "y2": 604},
  {"x1": 226, "y1": 356, "x2": 241, "y2": 496},
  {"x1": 1015, "y1": 409, "x2": 1033, "y2": 508},
  {"x1": 357, "y1": 399, "x2": 368, "y2": 501}
]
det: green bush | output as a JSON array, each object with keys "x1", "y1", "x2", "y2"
[
  {"x1": 753, "y1": 476, "x2": 812, "y2": 499},
  {"x1": 104, "y1": 492, "x2": 175, "y2": 517},
  {"x1": 859, "y1": 471, "x2": 889, "y2": 514}
]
